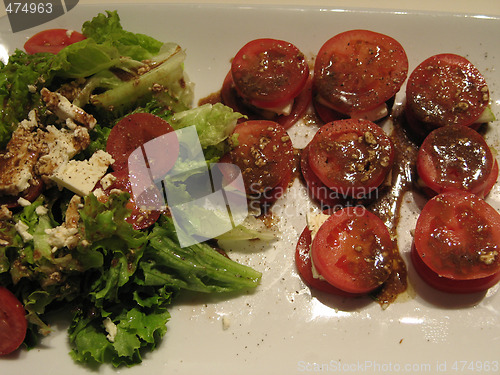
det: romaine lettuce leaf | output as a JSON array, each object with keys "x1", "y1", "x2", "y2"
[{"x1": 142, "y1": 216, "x2": 262, "y2": 293}]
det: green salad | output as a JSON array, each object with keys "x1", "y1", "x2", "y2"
[{"x1": 0, "y1": 11, "x2": 265, "y2": 367}]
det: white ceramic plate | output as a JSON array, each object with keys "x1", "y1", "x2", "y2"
[{"x1": 1, "y1": 4, "x2": 500, "y2": 375}]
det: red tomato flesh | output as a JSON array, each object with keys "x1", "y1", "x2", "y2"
[
  {"x1": 231, "y1": 38, "x2": 309, "y2": 109},
  {"x1": 308, "y1": 118, "x2": 394, "y2": 199},
  {"x1": 227, "y1": 120, "x2": 294, "y2": 195},
  {"x1": 405, "y1": 54, "x2": 490, "y2": 132},
  {"x1": 414, "y1": 191, "x2": 500, "y2": 281},
  {"x1": 94, "y1": 169, "x2": 162, "y2": 230},
  {"x1": 417, "y1": 125, "x2": 494, "y2": 196},
  {"x1": 24, "y1": 28, "x2": 86, "y2": 54},
  {"x1": 0, "y1": 286, "x2": 27, "y2": 356},
  {"x1": 300, "y1": 144, "x2": 344, "y2": 208},
  {"x1": 295, "y1": 226, "x2": 361, "y2": 296},
  {"x1": 106, "y1": 113, "x2": 176, "y2": 173},
  {"x1": 311, "y1": 206, "x2": 393, "y2": 294},
  {"x1": 313, "y1": 29, "x2": 408, "y2": 116},
  {"x1": 480, "y1": 159, "x2": 499, "y2": 198},
  {"x1": 411, "y1": 245, "x2": 500, "y2": 294}
]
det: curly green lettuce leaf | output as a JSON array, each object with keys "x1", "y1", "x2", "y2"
[
  {"x1": 82, "y1": 10, "x2": 162, "y2": 61},
  {"x1": 68, "y1": 286, "x2": 172, "y2": 367},
  {"x1": 0, "y1": 50, "x2": 58, "y2": 148},
  {"x1": 79, "y1": 193, "x2": 147, "y2": 304},
  {"x1": 169, "y1": 103, "x2": 243, "y2": 149}
]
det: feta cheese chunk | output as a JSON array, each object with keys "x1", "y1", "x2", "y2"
[
  {"x1": 103, "y1": 317, "x2": 118, "y2": 343},
  {"x1": 51, "y1": 150, "x2": 114, "y2": 196},
  {"x1": 36, "y1": 125, "x2": 90, "y2": 181},
  {"x1": 41, "y1": 88, "x2": 97, "y2": 129},
  {"x1": 306, "y1": 211, "x2": 330, "y2": 242},
  {"x1": 45, "y1": 225, "x2": 79, "y2": 250},
  {"x1": 0, "y1": 125, "x2": 40, "y2": 196},
  {"x1": 15, "y1": 221, "x2": 33, "y2": 242}
]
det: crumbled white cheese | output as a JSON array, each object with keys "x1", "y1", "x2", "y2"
[
  {"x1": 45, "y1": 225, "x2": 79, "y2": 250},
  {"x1": 92, "y1": 187, "x2": 106, "y2": 200},
  {"x1": 35, "y1": 205, "x2": 49, "y2": 216},
  {"x1": 0, "y1": 205, "x2": 12, "y2": 220},
  {"x1": 19, "y1": 109, "x2": 38, "y2": 130},
  {"x1": 41, "y1": 88, "x2": 97, "y2": 129},
  {"x1": 37, "y1": 125, "x2": 90, "y2": 179},
  {"x1": 17, "y1": 197, "x2": 31, "y2": 207},
  {"x1": 51, "y1": 150, "x2": 114, "y2": 196},
  {"x1": 15, "y1": 221, "x2": 33, "y2": 242},
  {"x1": 100, "y1": 173, "x2": 117, "y2": 190},
  {"x1": 103, "y1": 317, "x2": 118, "y2": 343}
]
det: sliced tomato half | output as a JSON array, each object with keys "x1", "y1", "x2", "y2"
[
  {"x1": 313, "y1": 29, "x2": 408, "y2": 116},
  {"x1": 231, "y1": 38, "x2": 310, "y2": 109},
  {"x1": 295, "y1": 226, "x2": 360, "y2": 296},
  {"x1": 411, "y1": 245, "x2": 500, "y2": 294},
  {"x1": 480, "y1": 159, "x2": 499, "y2": 198},
  {"x1": 300, "y1": 144, "x2": 344, "y2": 208},
  {"x1": 414, "y1": 191, "x2": 500, "y2": 281},
  {"x1": 310, "y1": 206, "x2": 393, "y2": 294},
  {"x1": 221, "y1": 72, "x2": 313, "y2": 130},
  {"x1": 24, "y1": 28, "x2": 86, "y2": 54},
  {"x1": 405, "y1": 54, "x2": 490, "y2": 133},
  {"x1": 0, "y1": 286, "x2": 27, "y2": 356},
  {"x1": 227, "y1": 120, "x2": 294, "y2": 195},
  {"x1": 106, "y1": 113, "x2": 177, "y2": 173},
  {"x1": 307, "y1": 118, "x2": 394, "y2": 198},
  {"x1": 417, "y1": 125, "x2": 494, "y2": 196}
]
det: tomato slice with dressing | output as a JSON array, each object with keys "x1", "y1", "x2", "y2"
[
  {"x1": 313, "y1": 29, "x2": 408, "y2": 116},
  {"x1": 310, "y1": 206, "x2": 393, "y2": 294},
  {"x1": 231, "y1": 38, "x2": 309, "y2": 109},
  {"x1": 221, "y1": 72, "x2": 312, "y2": 130},
  {"x1": 106, "y1": 113, "x2": 176, "y2": 172},
  {"x1": 414, "y1": 191, "x2": 500, "y2": 281},
  {"x1": 411, "y1": 244, "x2": 500, "y2": 294},
  {"x1": 0, "y1": 286, "x2": 27, "y2": 356},
  {"x1": 417, "y1": 125, "x2": 494, "y2": 196},
  {"x1": 295, "y1": 226, "x2": 359, "y2": 296},
  {"x1": 480, "y1": 159, "x2": 498, "y2": 198},
  {"x1": 24, "y1": 28, "x2": 86, "y2": 54},
  {"x1": 300, "y1": 144, "x2": 344, "y2": 208},
  {"x1": 308, "y1": 119, "x2": 394, "y2": 199},
  {"x1": 227, "y1": 120, "x2": 294, "y2": 195},
  {"x1": 405, "y1": 54, "x2": 490, "y2": 134}
]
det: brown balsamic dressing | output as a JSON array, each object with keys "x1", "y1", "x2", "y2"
[{"x1": 367, "y1": 116, "x2": 419, "y2": 306}]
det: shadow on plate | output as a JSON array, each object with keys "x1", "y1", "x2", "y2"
[{"x1": 308, "y1": 288, "x2": 373, "y2": 312}]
